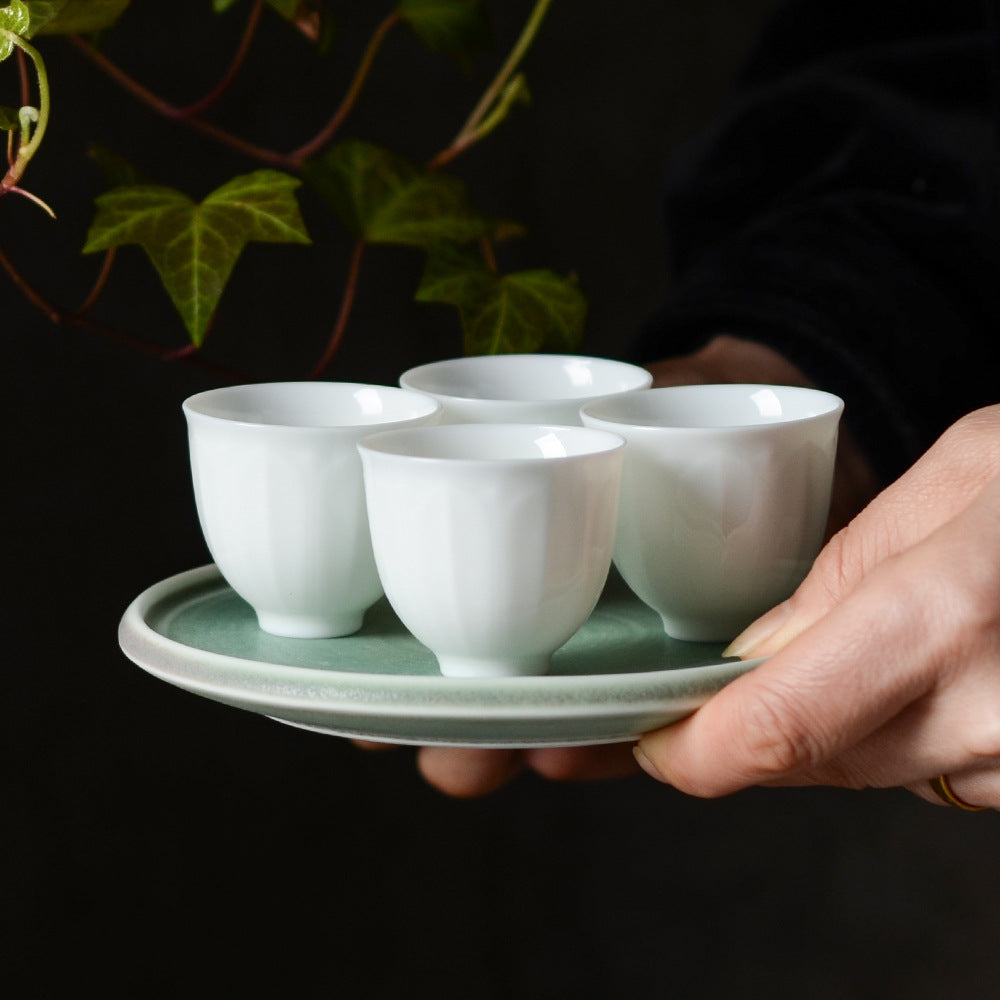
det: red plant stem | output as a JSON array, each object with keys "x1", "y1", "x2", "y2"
[
  {"x1": 426, "y1": 140, "x2": 466, "y2": 172},
  {"x1": 162, "y1": 342, "x2": 199, "y2": 361},
  {"x1": 309, "y1": 238, "x2": 366, "y2": 378},
  {"x1": 69, "y1": 8, "x2": 400, "y2": 173},
  {"x1": 67, "y1": 36, "x2": 297, "y2": 171},
  {"x1": 288, "y1": 12, "x2": 401, "y2": 164},
  {"x1": 480, "y1": 236, "x2": 499, "y2": 275},
  {"x1": 76, "y1": 248, "x2": 116, "y2": 316},
  {"x1": 17, "y1": 46, "x2": 30, "y2": 105},
  {"x1": 177, "y1": 0, "x2": 264, "y2": 118},
  {"x1": 61, "y1": 11, "x2": 401, "y2": 378},
  {"x1": 0, "y1": 237, "x2": 245, "y2": 378},
  {"x1": 0, "y1": 235, "x2": 60, "y2": 322}
]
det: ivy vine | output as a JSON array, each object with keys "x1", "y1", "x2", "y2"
[{"x1": 0, "y1": 0, "x2": 586, "y2": 378}]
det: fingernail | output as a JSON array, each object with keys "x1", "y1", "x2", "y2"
[
  {"x1": 633, "y1": 744, "x2": 667, "y2": 783},
  {"x1": 723, "y1": 601, "x2": 792, "y2": 658}
]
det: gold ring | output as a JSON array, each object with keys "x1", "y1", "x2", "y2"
[{"x1": 929, "y1": 774, "x2": 987, "y2": 812}]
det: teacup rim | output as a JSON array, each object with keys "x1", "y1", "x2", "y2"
[
  {"x1": 580, "y1": 383, "x2": 844, "y2": 431},
  {"x1": 357, "y1": 421, "x2": 626, "y2": 465},
  {"x1": 182, "y1": 381, "x2": 441, "y2": 431},
  {"x1": 399, "y1": 354, "x2": 653, "y2": 405}
]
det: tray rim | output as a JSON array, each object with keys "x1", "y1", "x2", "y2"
[{"x1": 118, "y1": 564, "x2": 763, "y2": 742}]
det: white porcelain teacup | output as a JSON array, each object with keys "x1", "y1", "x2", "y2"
[
  {"x1": 581, "y1": 384, "x2": 844, "y2": 642},
  {"x1": 183, "y1": 382, "x2": 441, "y2": 638},
  {"x1": 358, "y1": 423, "x2": 625, "y2": 677},
  {"x1": 398, "y1": 353, "x2": 652, "y2": 424}
]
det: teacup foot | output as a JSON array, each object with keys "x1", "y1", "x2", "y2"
[
  {"x1": 659, "y1": 615, "x2": 750, "y2": 645},
  {"x1": 256, "y1": 611, "x2": 365, "y2": 639},
  {"x1": 436, "y1": 655, "x2": 551, "y2": 678}
]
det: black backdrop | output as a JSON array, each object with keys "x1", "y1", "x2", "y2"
[{"x1": 5, "y1": 2, "x2": 1000, "y2": 997}]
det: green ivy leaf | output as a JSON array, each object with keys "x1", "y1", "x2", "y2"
[
  {"x1": 397, "y1": 0, "x2": 491, "y2": 71},
  {"x1": 87, "y1": 142, "x2": 151, "y2": 188},
  {"x1": 0, "y1": 2, "x2": 31, "y2": 60},
  {"x1": 22, "y1": 1, "x2": 67, "y2": 35},
  {"x1": 83, "y1": 170, "x2": 311, "y2": 346},
  {"x1": 414, "y1": 242, "x2": 491, "y2": 300},
  {"x1": 214, "y1": 0, "x2": 296, "y2": 15},
  {"x1": 0, "y1": 105, "x2": 21, "y2": 130},
  {"x1": 416, "y1": 244, "x2": 586, "y2": 354},
  {"x1": 303, "y1": 139, "x2": 519, "y2": 247},
  {"x1": 264, "y1": 0, "x2": 300, "y2": 17},
  {"x1": 269, "y1": 0, "x2": 335, "y2": 51},
  {"x1": 215, "y1": 0, "x2": 334, "y2": 51},
  {"x1": 33, "y1": 0, "x2": 128, "y2": 35}
]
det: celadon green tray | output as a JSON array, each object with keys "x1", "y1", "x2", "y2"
[{"x1": 118, "y1": 565, "x2": 763, "y2": 748}]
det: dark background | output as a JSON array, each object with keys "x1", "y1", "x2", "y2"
[{"x1": 5, "y1": 2, "x2": 1000, "y2": 996}]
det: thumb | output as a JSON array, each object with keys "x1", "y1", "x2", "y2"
[
  {"x1": 726, "y1": 409, "x2": 1000, "y2": 659},
  {"x1": 722, "y1": 514, "x2": 895, "y2": 659}
]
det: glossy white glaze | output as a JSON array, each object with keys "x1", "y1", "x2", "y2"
[
  {"x1": 183, "y1": 382, "x2": 440, "y2": 638},
  {"x1": 399, "y1": 353, "x2": 652, "y2": 424},
  {"x1": 581, "y1": 384, "x2": 843, "y2": 641},
  {"x1": 359, "y1": 423, "x2": 625, "y2": 677}
]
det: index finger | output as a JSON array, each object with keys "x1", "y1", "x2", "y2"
[{"x1": 635, "y1": 537, "x2": 949, "y2": 796}]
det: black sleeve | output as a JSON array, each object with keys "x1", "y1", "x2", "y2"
[{"x1": 632, "y1": 0, "x2": 1000, "y2": 485}]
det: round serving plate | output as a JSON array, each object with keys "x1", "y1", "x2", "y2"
[{"x1": 118, "y1": 565, "x2": 761, "y2": 747}]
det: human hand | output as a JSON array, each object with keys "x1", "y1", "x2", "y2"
[
  {"x1": 398, "y1": 334, "x2": 879, "y2": 797},
  {"x1": 635, "y1": 404, "x2": 1000, "y2": 811}
]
